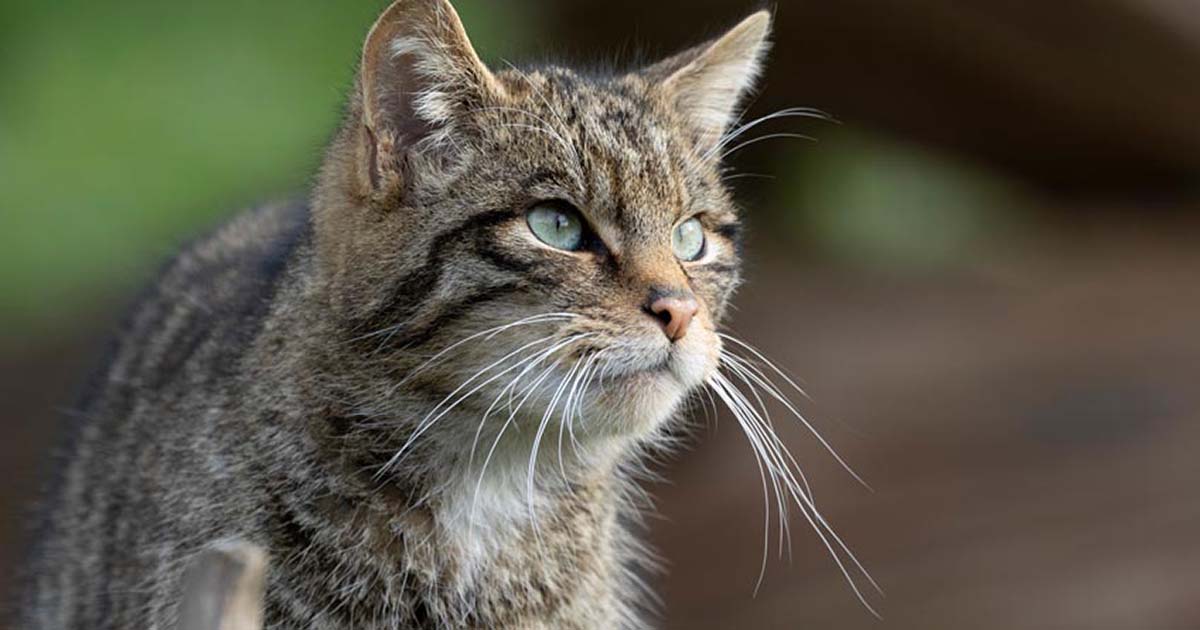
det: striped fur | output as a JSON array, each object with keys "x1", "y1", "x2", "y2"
[{"x1": 20, "y1": 1, "x2": 771, "y2": 628}]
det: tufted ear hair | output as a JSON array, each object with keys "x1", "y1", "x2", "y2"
[
  {"x1": 358, "y1": 0, "x2": 503, "y2": 193},
  {"x1": 646, "y1": 11, "x2": 773, "y2": 153}
]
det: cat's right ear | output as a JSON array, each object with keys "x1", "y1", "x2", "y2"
[
  {"x1": 357, "y1": 0, "x2": 503, "y2": 195},
  {"x1": 644, "y1": 11, "x2": 773, "y2": 154}
]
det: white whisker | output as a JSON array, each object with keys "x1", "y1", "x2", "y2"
[
  {"x1": 717, "y1": 353, "x2": 879, "y2": 592},
  {"x1": 719, "y1": 334, "x2": 870, "y2": 490},
  {"x1": 526, "y1": 356, "x2": 581, "y2": 547},
  {"x1": 707, "y1": 331, "x2": 884, "y2": 616},
  {"x1": 378, "y1": 335, "x2": 561, "y2": 477},
  {"x1": 400, "y1": 312, "x2": 577, "y2": 384},
  {"x1": 706, "y1": 375, "x2": 782, "y2": 594},
  {"x1": 471, "y1": 358, "x2": 562, "y2": 526},
  {"x1": 557, "y1": 351, "x2": 598, "y2": 480},
  {"x1": 720, "y1": 132, "x2": 815, "y2": 160},
  {"x1": 702, "y1": 107, "x2": 831, "y2": 162},
  {"x1": 721, "y1": 352, "x2": 814, "y2": 501},
  {"x1": 469, "y1": 335, "x2": 593, "y2": 468},
  {"x1": 711, "y1": 371, "x2": 795, "y2": 558}
]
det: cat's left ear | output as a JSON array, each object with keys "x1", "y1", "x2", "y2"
[{"x1": 647, "y1": 11, "x2": 773, "y2": 153}]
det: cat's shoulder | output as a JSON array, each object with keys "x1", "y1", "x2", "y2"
[
  {"x1": 168, "y1": 200, "x2": 312, "y2": 294},
  {"x1": 91, "y1": 201, "x2": 313, "y2": 395},
  {"x1": 153, "y1": 200, "x2": 310, "y2": 314}
]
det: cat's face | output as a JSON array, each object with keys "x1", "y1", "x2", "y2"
[
  {"x1": 315, "y1": 0, "x2": 769, "y2": 442},
  {"x1": 395, "y1": 68, "x2": 746, "y2": 434}
]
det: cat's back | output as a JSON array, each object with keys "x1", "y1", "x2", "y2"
[
  {"x1": 95, "y1": 201, "x2": 311, "y2": 403},
  {"x1": 22, "y1": 201, "x2": 311, "y2": 629}
]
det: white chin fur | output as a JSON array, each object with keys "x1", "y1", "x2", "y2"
[{"x1": 585, "y1": 332, "x2": 720, "y2": 438}]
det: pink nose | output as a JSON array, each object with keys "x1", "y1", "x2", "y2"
[{"x1": 647, "y1": 295, "x2": 699, "y2": 342}]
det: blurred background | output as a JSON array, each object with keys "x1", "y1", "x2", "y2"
[{"x1": 3, "y1": 0, "x2": 1199, "y2": 628}]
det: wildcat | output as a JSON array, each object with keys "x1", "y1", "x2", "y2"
[{"x1": 17, "y1": 1, "x2": 844, "y2": 628}]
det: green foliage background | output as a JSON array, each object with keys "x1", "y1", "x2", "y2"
[{"x1": 0, "y1": 0, "x2": 534, "y2": 336}]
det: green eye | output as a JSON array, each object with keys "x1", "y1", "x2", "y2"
[
  {"x1": 527, "y1": 203, "x2": 585, "y2": 251},
  {"x1": 672, "y1": 217, "x2": 706, "y2": 261}
]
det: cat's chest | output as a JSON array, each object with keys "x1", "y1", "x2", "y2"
[{"x1": 263, "y1": 480, "x2": 626, "y2": 629}]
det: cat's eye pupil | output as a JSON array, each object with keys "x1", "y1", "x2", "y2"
[
  {"x1": 672, "y1": 218, "x2": 706, "y2": 261},
  {"x1": 527, "y1": 203, "x2": 585, "y2": 252}
]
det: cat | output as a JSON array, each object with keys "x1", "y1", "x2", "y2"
[{"x1": 15, "y1": 1, "x2": 832, "y2": 628}]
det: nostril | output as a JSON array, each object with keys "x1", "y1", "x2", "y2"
[
  {"x1": 646, "y1": 304, "x2": 674, "y2": 328},
  {"x1": 646, "y1": 295, "x2": 699, "y2": 342}
]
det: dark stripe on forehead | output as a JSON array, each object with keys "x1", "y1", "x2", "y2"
[
  {"x1": 349, "y1": 209, "x2": 519, "y2": 335},
  {"x1": 598, "y1": 151, "x2": 630, "y2": 228}
]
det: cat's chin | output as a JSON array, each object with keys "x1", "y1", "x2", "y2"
[
  {"x1": 584, "y1": 370, "x2": 688, "y2": 437},
  {"x1": 573, "y1": 328, "x2": 720, "y2": 436},
  {"x1": 585, "y1": 349, "x2": 716, "y2": 438}
]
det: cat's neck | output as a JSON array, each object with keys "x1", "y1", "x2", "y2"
[
  {"x1": 254, "y1": 271, "x2": 637, "y2": 583},
  {"x1": 314, "y1": 406, "x2": 630, "y2": 587},
  {"x1": 429, "y1": 432, "x2": 628, "y2": 579}
]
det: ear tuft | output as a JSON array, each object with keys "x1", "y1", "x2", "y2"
[{"x1": 654, "y1": 11, "x2": 773, "y2": 153}]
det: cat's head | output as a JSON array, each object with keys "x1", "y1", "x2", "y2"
[{"x1": 313, "y1": 0, "x2": 770, "y2": 444}]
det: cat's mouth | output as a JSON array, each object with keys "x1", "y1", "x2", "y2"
[
  {"x1": 593, "y1": 339, "x2": 715, "y2": 392},
  {"x1": 570, "y1": 343, "x2": 712, "y2": 437},
  {"x1": 603, "y1": 362, "x2": 672, "y2": 384}
]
